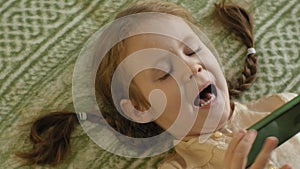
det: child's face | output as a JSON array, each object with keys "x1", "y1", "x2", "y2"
[{"x1": 119, "y1": 17, "x2": 231, "y2": 138}]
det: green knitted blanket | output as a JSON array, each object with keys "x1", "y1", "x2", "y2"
[{"x1": 1, "y1": 0, "x2": 299, "y2": 168}]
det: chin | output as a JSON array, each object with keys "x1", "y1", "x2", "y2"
[{"x1": 217, "y1": 108, "x2": 230, "y2": 129}]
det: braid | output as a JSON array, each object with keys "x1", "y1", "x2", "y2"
[
  {"x1": 16, "y1": 112, "x2": 79, "y2": 166},
  {"x1": 215, "y1": 1, "x2": 258, "y2": 98}
]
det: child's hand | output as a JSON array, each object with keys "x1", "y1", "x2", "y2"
[{"x1": 224, "y1": 129, "x2": 292, "y2": 169}]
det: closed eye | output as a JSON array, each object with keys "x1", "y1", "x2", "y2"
[
  {"x1": 158, "y1": 73, "x2": 170, "y2": 81},
  {"x1": 185, "y1": 47, "x2": 201, "y2": 56},
  {"x1": 158, "y1": 66, "x2": 173, "y2": 81},
  {"x1": 154, "y1": 61, "x2": 173, "y2": 82},
  {"x1": 186, "y1": 51, "x2": 195, "y2": 56}
]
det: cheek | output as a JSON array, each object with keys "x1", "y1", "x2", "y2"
[
  {"x1": 165, "y1": 90, "x2": 181, "y2": 112},
  {"x1": 205, "y1": 60, "x2": 228, "y2": 95},
  {"x1": 157, "y1": 80, "x2": 182, "y2": 121},
  {"x1": 163, "y1": 79, "x2": 181, "y2": 108}
]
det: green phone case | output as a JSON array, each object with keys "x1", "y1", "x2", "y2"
[{"x1": 246, "y1": 94, "x2": 300, "y2": 167}]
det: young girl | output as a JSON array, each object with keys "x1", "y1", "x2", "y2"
[{"x1": 16, "y1": 1, "x2": 299, "y2": 169}]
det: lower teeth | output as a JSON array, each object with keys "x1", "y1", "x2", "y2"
[{"x1": 200, "y1": 94, "x2": 215, "y2": 107}]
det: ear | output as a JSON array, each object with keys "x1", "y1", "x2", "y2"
[{"x1": 119, "y1": 99, "x2": 153, "y2": 123}]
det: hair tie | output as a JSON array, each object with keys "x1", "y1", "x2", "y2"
[
  {"x1": 247, "y1": 47, "x2": 256, "y2": 56},
  {"x1": 78, "y1": 112, "x2": 87, "y2": 121}
]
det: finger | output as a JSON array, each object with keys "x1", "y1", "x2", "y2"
[
  {"x1": 224, "y1": 129, "x2": 246, "y2": 168},
  {"x1": 231, "y1": 130, "x2": 257, "y2": 169},
  {"x1": 250, "y1": 137, "x2": 278, "y2": 169},
  {"x1": 280, "y1": 164, "x2": 292, "y2": 169}
]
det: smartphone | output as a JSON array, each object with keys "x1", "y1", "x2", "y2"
[{"x1": 246, "y1": 94, "x2": 300, "y2": 167}]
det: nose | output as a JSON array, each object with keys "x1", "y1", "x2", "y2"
[
  {"x1": 188, "y1": 64, "x2": 203, "y2": 79},
  {"x1": 181, "y1": 61, "x2": 204, "y2": 83},
  {"x1": 192, "y1": 64, "x2": 203, "y2": 74}
]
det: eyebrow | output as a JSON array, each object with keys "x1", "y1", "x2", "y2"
[
  {"x1": 149, "y1": 57, "x2": 171, "y2": 76},
  {"x1": 181, "y1": 35, "x2": 203, "y2": 49},
  {"x1": 149, "y1": 69, "x2": 164, "y2": 77},
  {"x1": 193, "y1": 47, "x2": 202, "y2": 53}
]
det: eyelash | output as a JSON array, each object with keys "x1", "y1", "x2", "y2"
[
  {"x1": 186, "y1": 47, "x2": 200, "y2": 56},
  {"x1": 159, "y1": 73, "x2": 170, "y2": 81},
  {"x1": 186, "y1": 51, "x2": 195, "y2": 56},
  {"x1": 158, "y1": 67, "x2": 173, "y2": 81}
]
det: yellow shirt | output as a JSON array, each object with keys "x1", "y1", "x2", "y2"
[{"x1": 159, "y1": 93, "x2": 299, "y2": 169}]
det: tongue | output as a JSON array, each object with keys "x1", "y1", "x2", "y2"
[{"x1": 204, "y1": 93, "x2": 212, "y2": 102}]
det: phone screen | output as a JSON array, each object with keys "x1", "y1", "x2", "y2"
[{"x1": 246, "y1": 95, "x2": 300, "y2": 167}]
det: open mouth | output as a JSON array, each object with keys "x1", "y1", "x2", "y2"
[{"x1": 194, "y1": 84, "x2": 218, "y2": 107}]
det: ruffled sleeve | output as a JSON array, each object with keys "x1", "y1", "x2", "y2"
[{"x1": 158, "y1": 137, "x2": 226, "y2": 169}]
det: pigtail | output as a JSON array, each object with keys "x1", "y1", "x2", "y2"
[
  {"x1": 16, "y1": 112, "x2": 79, "y2": 166},
  {"x1": 215, "y1": 1, "x2": 258, "y2": 98}
]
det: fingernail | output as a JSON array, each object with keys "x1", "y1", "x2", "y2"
[
  {"x1": 247, "y1": 129, "x2": 257, "y2": 137},
  {"x1": 236, "y1": 129, "x2": 246, "y2": 139}
]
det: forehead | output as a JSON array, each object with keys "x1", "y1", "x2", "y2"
[
  {"x1": 122, "y1": 15, "x2": 198, "y2": 53},
  {"x1": 124, "y1": 34, "x2": 178, "y2": 55},
  {"x1": 123, "y1": 34, "x2": 201, "y2": 57},
  {"x1": 116, "y1": 15, "x2": 207, "y2": 77}
]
